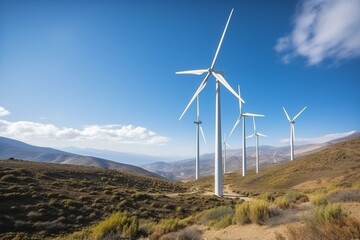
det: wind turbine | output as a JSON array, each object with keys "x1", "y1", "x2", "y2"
[
  {"x1": 247, "y1": 116, "x2": 266, "y2": 174},
  {"x1": 194, "y1": 96, "x2": 207, "y2": 180},
  {"x1": 273, "y1": 150, "x2": 277, "y2": 163},
  {"x1": 283, "y1": 106, "x2": 307, "y2": 161},
  {"x1": 229, "y1": 85, "x2": 264, "y2": 177},
  {"x1": 222, "y1": 134, "x2": 231, "y2": 174},
  {"x1": 177, "y1": 8, "x2": 242, "y2": 197}
]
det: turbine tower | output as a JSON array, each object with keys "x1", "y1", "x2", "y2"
[
  {"x1": 283, "y1": 106, "x2": 307, "y2": 161},
  {"x1": 222, "y1": 134, "x2": 231, "y2": 174},
  {"x1": 229, "y1": 85, "x2": 264, "y2": 177},
  {"x1": 194, "y1": 96, "x2": 207, "y2": 180},
  {"x1": 177, "y1": 9, "x2": 242, "y2": 197},
  {"x1": 247, "y1": 116, "x2": 266, "y2": 174}
]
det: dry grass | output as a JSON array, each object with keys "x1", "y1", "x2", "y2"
[
  {"x1": 278, "y1": 216, "x2": 360, "y2": 240},
  {"x1": 188, "y1": 137, "x2": 360, "y2": 194},
  {"x1": 0, "y1": 159, "x2": 235, "y2": 239}
]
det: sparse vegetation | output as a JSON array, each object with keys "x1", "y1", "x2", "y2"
[
  {"x1": 197, "y1": 205, "x2": 234, "y2": 229},
  {"x1": 1, "y1": 137, "x2": 360, "y2": 239}
]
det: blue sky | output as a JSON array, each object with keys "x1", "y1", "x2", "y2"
[{"x1": 0, "y1": 0, "x2": 359, "y2": 159}]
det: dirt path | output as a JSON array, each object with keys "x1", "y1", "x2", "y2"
[{"x1": 200, "y1": 223, "x2": 293, "y2": 240}]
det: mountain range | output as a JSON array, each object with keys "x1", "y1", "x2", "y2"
[
  {"x1": 1, "y1": 131, "x2": 359, "y2": 180},
  {"x1": 141, "y1": 131, "x2": 360, "y2": 180},
  {"x1": 0, "y1": 136, "x2": 160, "y2": 178}
]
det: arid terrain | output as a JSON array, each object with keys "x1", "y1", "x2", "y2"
[{"x1": 1, "y1": 138, "x2": 360, "y2": 239}]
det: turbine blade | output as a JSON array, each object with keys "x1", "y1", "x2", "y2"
[
  {"x1": 176, "y1": 69, "x2": 208, "y2": 75},
  {"x1": 210, "y1": 8, "x2": 234, "y2": 69},
  {"x1": 179, "y1": 72, "x2": 210, "y2": 120},
  {"x1": 212, "y1": 72, "x2": 240, "y2": 100},
  {"x1": 293, "y1": 106, "x2": 307, "y2": 121},
  {"x1": 229, "y1": 117, "x2": 241, "y2": 136},
  {"x1": 258, "y1": 133, "x2": 267, "y2": 137},
  {"x1": 252, "y1": 116, "x2": 256, "y2": 132},
  {"x1": 246, "y1": 134, "x2": 255, "y2": 138},
  {"x1": 283, "y1": 107, "x2": 291, "y2": 122},
  {"x1": 237, "y1": 85, "x2": 245, "y2": 114},
  {"x1": 226, "y1": 143, "x2": 232, "y2": 149},
  {"x1": 199, "y1": 125, "x2": 207, "y2": 144},
  {"x1": 243, "y1": 113, "x2": 265, "y2": 117}
]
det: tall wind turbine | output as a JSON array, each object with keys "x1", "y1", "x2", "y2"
[
  {"x1": 229, "y1": 85, "x2": 264, "y2": 177},
  {"x1": 177, "y1": 8, "x2": 242, "y2": 197},
  {"x1": 247, "y1": 116, "x2": 266, "y2": 174},
  {"x1": 222, "y1": 134, "x2": 231, "y2": 174},
  {"x1": 283, "y1": 106, "x2": 307, "y2": 161},
  {"x1": 194, "y1": 96, "x2": 207, "y2": 180}
]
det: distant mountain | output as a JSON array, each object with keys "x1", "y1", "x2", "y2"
[
  {"x1": 0, "y1": 136, "x2": 161, "y2": 178},
  {"x1": 62, "y1": 147, "x2": 179, "y2": 166},
  {"x1": 141, "y1": 132, "x2": 359, "y2": 180}
]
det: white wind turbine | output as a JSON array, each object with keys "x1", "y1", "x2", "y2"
[
  {"x1": 229, "y1": 85, "x2": 264, "y2": 177},
  {"x1": 222, "y1": 134, "x2": 231, "y2": 174},
  {"x1": 283, "y1": 106, "x2": 307, "y2": 161},
  {"x1": 247, "y1": 116, "x2": 266, "y2": 174},
  {"x1": 194, "y1": 96, "x2": 207, "y2": 180},
  {"x1": 177, "y1": 8, "x2": 242, "y2": 197}
]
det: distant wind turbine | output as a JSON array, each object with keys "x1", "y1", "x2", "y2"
[
  {"x1": 194, "y1": 96, "x2": 207, "y2": 180},
  {"x1": 273, "y1": 150, "x2": 277, "y2": 163},
  {"x1": 177, "y1": 8, "x2": 242, "y2": 197},
  {"x1": 229, "y1": 85, "x2": 264, "y2": 177},
  {"x1": 283, "y1": 106, "x2": 307, "y2": 161},
  {"x1": 222, "y1": 134, "x2": 231, "y2": 174},
  {"x1": 247, "y1": 116, "x2": 266, "y2": 174}
]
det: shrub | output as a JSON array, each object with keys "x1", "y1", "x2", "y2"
[
  {"x1": 284, "y1": 190, "x2": 302, "y2": 202},
  {"x1": 326, "y1": 188, "x2": 360, "y2": 202},
  {"x1": 198, "y1": 206, "x2": 234, "y2": 228},
  {"x1": 91, "y1": 212, "x2": 138, "y2": 239},
  {"x1": 235, "y1": 201, "x2": 250, "y2": 225},
  {"x1": 310, "y1": 193, "x2": 327, "y2": 206},
  {"x1": 313, "y1": 203, "x2": 345, "y2": 223},
  {"x1": 274, "y1": 196, "x2": 290, "y2": 209},
  {"x1": 249, "y1": 199, "x2": 269, "y2": 225},
  {"x1": 256, "y1": 192, "x2": 274, "y2": 202},
  {"x1": 280, "y1": 216, "x2": 360, "y2": 240}
]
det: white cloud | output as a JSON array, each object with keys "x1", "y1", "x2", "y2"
[
  {"x1": 275, "y1": 0, "x2": 360, "y2": 65},
  {"x1": 280, "y1": 130, "x2": 356, "y2": 144},
  {"x1": 0, "y1": 119, "x2": 169, "y2": 146},
  {"x1": 0, "y1": 106, "x2": 10, "y2": 117}
]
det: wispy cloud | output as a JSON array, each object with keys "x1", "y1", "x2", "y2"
[
  {"x1": 0, "y1": 106, "x2": 10, "y2": 117},
  {"x1": 280, "y1": 131, "x2": 356, "y2": 144},
  {"x1": 0, "y1": 109, "x2": 169, "y2": 146},
  {"x1": 275, "y1": 0, "x2": 360, "y2": 65}
]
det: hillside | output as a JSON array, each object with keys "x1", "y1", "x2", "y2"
[
  {"x1": 0, "y1": 159, "x2": 235, "y2": 239},
  {"x1": 0, "y1": 136, "x2": 160, "y2": 178},
  {"x1": 189, "y1": 137, "x2": 360, "y2": 194}
]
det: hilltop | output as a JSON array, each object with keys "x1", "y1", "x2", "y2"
[{"x1": 189, "y1": 137, "x2": 360, "y2": 194}]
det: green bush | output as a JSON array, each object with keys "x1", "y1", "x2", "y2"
[
  {"x1": 91, "y1": 212, "x2": 138, "y2": 239},
  {"x1": 274, "y1": 196, "x2": 290, "y2": 209},
  {"x1": 285, "y1": 190, "x2": 302, "y2": 202},
  {"x1": 256, "y1": 192, "x2": 274, "y2": 202},
  {"x1": 249, "y1": 199, "x2": 269, "y2": 225},
  {"x1": 235, "y1": 200, "x2": 269, "y2": 225},
  {"x1": 235, "y1": 201, "x2": 250, "y2": 225},
  {"x1": 313, "y1": 203, "x2": 345, "y2": 223},
  {"x1": 310, "y1": 193, "x2": 327, "y2": 206},
  {"x1": 198, "y1": 206, "x2": 234, "y2": 228}
]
